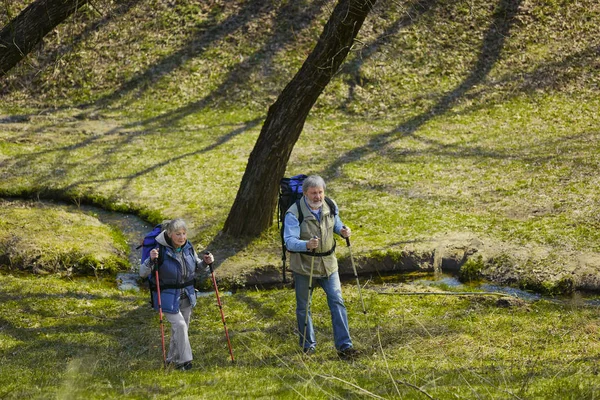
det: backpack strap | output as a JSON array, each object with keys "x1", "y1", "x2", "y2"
[
  {"x1": 325, "y1": 197, "x2": 337, "y2": 217},
  {"x1": 294, "y1": 199, "x2": 304, "y2": 225},
  {"x1": 149, "y1": 279, "x2": 196, "y2": 291},
  {"x1": 188, "y1": 242, "x2": 197, "y2": 259},
  {"x1": 300, "y1": 241, "x2": 337, "y2": 257},
  {"x1": 294, "y1": 196, "x2": 337, "y2": 224}
]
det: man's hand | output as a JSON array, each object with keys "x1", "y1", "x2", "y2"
[
  {"x1": 306, "y1": 237, "x2": 320, "y2": 251},
  {"x1": 341, "y1": 226, "x2": 351, "y2": 238}
]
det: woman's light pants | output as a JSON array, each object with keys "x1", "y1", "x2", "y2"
[{"x1": 165, "y1": 305, "x2": 193, "y2": 364}]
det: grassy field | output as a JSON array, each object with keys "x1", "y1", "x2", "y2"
[
  {"x1": 1, "y1": 274, "x2": 598, "y2": 399},
  {"x1": 1, "y1": 0, "x2": 600, "y2": 397},
  {"x1": 1, "y1": 93, "x2": 599, "y2": 291}
]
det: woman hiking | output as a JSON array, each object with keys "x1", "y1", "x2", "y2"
[{"x1": 139, "y1": 218, "x2": 213, "y2": 371}]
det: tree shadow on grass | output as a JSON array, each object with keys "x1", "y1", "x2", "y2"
[
  {"x1": 0, "y1": 1, "x2": 332, "y2": 204},
  {"x1": 61, "y1": 117, "x2": 264, "y2": 194},
  {"x1": 322, "y1": 0, "x2": 524, "y2": 181},
  {"x1": 339, "y1": 0, "x2": 440, "y2": 113},
  {"x1": 86, "y1": 1, "x2": 269, "y2": 110},
  {"x1": 87, "y1": 0, "x2": 329, "y2": 116},
  {"x1": 458, "y1": 42, "x2": 600, "y2": 113},
  {"x1": 0, "y1": 287, "x2": 162, "y2": 387},
  {"x1": 0, "y1": 0, "x2": 143, "y2": 101},
  {"x1": 0, "y1": 280, "x2": 267, "y2": 397},
  {"x1": 0, "y1": 116, "x2": 262, "y2": 202}
]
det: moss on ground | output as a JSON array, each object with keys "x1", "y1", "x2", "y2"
[{"x1": 0, "y1": 199, "x2": 129, "y2": 275}]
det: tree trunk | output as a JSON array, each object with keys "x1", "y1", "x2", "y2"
[
  {"x1": 223, "y1": 0, "x2": 376, "y2": 237},
  {"x1": 0, "y1": 0, "x2": 89, "y2": 77}
]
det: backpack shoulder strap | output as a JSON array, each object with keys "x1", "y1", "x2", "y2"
[
  {"x1": 325, "y1": 196, "x2": 337, "y2": 217},
  {"x1": 294, "y1": 199, "x2": 304, "y2": 225},
  {"x1": 188, "y1": 242, "x2": 198, "y2": 262}
]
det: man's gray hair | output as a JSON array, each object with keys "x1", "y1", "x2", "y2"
[
  {"x1": 302, "y1": 175, "x2": 326, "y2": 193},
  {"x1": 166, "y1": 218, "x2": 187, "y2": 234}
]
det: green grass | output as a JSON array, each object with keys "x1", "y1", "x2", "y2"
[
  {"x1": 1, "y1": 1, "x2": 600, "y2": 396},
  {"x1": 0, "y1": 92, "x2": 599, "y2": 288},
  {"x1": 1, "y1": 274, "x2": 599, "y2": 399}
]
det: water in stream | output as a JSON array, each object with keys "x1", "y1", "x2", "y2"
[
  {"x1": 374, "y1": 271, "x2": 600, "y2": 307},
  {"x1": 84, "y1": 206, "x2": 229, "y2": 296}
]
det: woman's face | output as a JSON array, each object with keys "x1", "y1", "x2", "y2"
[{"x1": 169, "y1": 229, "x2": 187, "y2": 248}]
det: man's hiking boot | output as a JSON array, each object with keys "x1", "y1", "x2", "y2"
[
  {"x1": 337, "y1": 346, "x2": 359, "y2": 360},
  {"x1": 303, "y1": 346, "x2": 316, "y2": 356}
]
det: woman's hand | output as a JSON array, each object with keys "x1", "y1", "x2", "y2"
[{"x1": 203, "y1": 252, "x2": 214, "y2": 265}]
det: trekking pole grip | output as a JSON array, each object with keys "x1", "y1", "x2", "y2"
[
  {"x1": 152, "y1": 248, "x2": 159, "y2": 272},
  {"x1": 342, "y1": 226, "x2": 351, "y2": 246},
  {"x1": 205, "y1": 251, "x2": 214, "y2": 273}
]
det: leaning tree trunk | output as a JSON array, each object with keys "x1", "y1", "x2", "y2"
[
  {"x1": 0, "y1": 0, "x2": 89, "y2": 77},
  {"x1": 223, "y1": 0, "x2": 376, "y2": 237}
]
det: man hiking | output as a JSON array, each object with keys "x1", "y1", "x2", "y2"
[{"x1": 283, "y1": 174, "x2": 357, "y2": 358}]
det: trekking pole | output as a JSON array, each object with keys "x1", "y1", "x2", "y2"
[
  {"x1": 343, "y1": 227, "x2": 366, "y2": 315},
  {"x1": 206, "y1": 253, "x2": 235, "y2": 362},
  {"x1": 281, "y1": 244, "x2": 288, "y2": 284},
  {"x1": 153, "y1": 254, "x2": 167, "y2": 366},
  {"x1": 302, "y1": 236, "x2": 317, "y2": 351}
]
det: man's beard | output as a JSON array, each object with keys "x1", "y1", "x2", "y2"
[{"x1": 307, "y1": 199, "x2": 323, "y2": 209}]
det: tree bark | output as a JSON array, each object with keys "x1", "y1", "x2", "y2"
[
  {"x1": 223, "y1": 0, "x2": 376, "y2": 237},
  {"x1": 0, "y1": 0, "x2": 89, "y2": 77}
]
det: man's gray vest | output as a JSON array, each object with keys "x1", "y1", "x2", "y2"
[{"x1": 288, "y1": 197, "x2": 338, "y2": 277}]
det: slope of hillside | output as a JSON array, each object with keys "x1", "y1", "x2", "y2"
[
  {"x1": 1, "y1": 0, "x2": 599, "y2": 291},
  {"x1": 2, "y1": 0, "x2": 597, "y2": 116}
]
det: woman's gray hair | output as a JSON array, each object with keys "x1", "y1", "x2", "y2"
[
  {"x1": 302, "y1": 175, "x2": 326, "y2": 193},
  {"x1": 166, "y1": 218, "x2": 187, "y2": 234}
]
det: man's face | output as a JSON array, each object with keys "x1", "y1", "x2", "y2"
[
  {"x1": 169, "y1": 229, "x2": 187, "y2": 248},
  {"x1": 305, "y1": 186, "x2": 324, "y2": 209}
]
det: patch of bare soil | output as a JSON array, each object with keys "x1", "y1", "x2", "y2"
[{"x1": 368, "y1": 231, "x2": 600, "y2": 293}]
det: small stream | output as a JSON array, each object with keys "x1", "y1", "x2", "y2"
[
  {"x1": 83, "y1": 205, "x2": 229, "y2": 296},
  {"x1": 83, "y1": 205, "x2": 600, "y2": 306},
  {"x1": 373, "y1": 272, "x2": 600, "y2": 307},
  {"x1": 76, "y1": 204, "x2": 153, "y2": 291},
  {"x1": 4, "y1": 199, "x2": 599, "y2": 305},
  {"x1": 79, "y1": 204, "x2": 153, "y2": 268}
]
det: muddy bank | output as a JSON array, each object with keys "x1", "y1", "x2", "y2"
[{"x1": 231, "y1": 232, "x2": 600, "y2": 295}]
